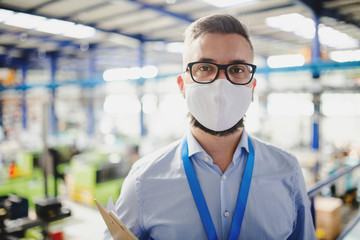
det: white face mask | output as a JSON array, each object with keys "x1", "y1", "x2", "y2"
[{"x1": 184, "y1": 79, "x2": 252, "y2": 132}]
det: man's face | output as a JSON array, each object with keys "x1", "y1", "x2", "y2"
[
  {"x1": 177, "y1": 33, "x2": 256, "y2": 136},
  {"x1": 179, "y1": 33, "x2": 254, "y2": 90}
]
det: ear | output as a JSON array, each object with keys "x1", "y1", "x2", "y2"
[{"x1": 177, "y1": 75, "x2": 185, "y2": 97}]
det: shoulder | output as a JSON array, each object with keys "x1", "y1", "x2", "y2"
[
  {"x1": 119, "y1": 138, "x2": 183, "y2": 209},
  {"x1": 249, "y1": 136, "x2": 300, "y2": 176},
  {"x1": 250, "y1": 136, "x2": 297, "y2": 160},
  {"x1": 128, "y1": 139, "x2": 183, "y2": 178}
]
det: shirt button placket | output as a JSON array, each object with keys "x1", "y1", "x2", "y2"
[{"x1": 221, "y1": 173, "x2": 230, "y2": 236}]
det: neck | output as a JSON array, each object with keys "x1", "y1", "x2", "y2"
[{"x1": 190, "y1": 126, "x2": 243, "y2": 173}]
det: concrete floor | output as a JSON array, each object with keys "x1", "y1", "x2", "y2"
[
  {"x1": 56, "y1": 199, "x2": 107, "y2": 240},
  {"x1": 344, "y1": 222, "x2": 360, "y2": 240},
  {"x1": 342, "y1": 202, "x2": 360, "y2": 240}
]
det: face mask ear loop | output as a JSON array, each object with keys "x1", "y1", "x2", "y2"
[{"x1": 251, "y1": 79, "x2": 256, "y2": 101}]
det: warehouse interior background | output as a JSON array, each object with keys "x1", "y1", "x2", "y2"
[{"x1": 0, "y1": 0, "x2": 359, "y2": 239}]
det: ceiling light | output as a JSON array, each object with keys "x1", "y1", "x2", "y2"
[
  {"x1": 0, "y1": 9, "x2": 14, "y2": 22},
  {"x1": 319, "y1": 24, "x2": 359, "y2": 49},
  {"x1": 4, "y1": 12, "x2": 46, "y2": 29},
  {"x1": 103, "y1": 65, "x2": 159, "y2": 82},
  {"x1": 329, "y1": 50, "x2": 360, "y2": 62},
  {"x1": 203, "y1": 0, "x2": 258, "y2": 8},
  {"x1": 0, "y1": 9, "x2": 97, "y2": 39},
  {"x1": 265, "y1": 13, "x2": 315, "y2": 39},
  {"x1": 266, "y1": 13, "x2": 359, "y2": 49},
  {"x1": 267, "y1": 54, "x2": 305, "y2": 68},
  {"x1": 36, "y1": 19, "x2": 75, "y2": 35},
  {"x1": 63, "y1": 24, "x2": 96, "y2": 39}
]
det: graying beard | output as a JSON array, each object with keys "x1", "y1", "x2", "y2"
[{"x1": 189, "y1": 113, "x2": 244, "y2": 137}]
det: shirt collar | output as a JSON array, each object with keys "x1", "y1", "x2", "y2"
[
  {"x1": 233, "y1": 129, "x2": 249, "y2": 164},
  {"x1": 185, "y1": 128, "x2": 249, "y2": 160},
  {"x1": 186, "y1": 129, "x2": 204, "y2": 157}
]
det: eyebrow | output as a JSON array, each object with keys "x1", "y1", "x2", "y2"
[{"x1": 197, "y1": 58, "x2": 248, "y2": 64}]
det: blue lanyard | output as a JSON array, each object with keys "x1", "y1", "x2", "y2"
[{"x1": 182, "y1": 136, "x2": 255, "y2": 240}]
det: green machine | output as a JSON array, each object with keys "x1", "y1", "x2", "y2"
[
  {"x1": 0, "y1": 145, "x2": 76, "y2": 207},
  {"x1": 68, "y1": 151, "x2": 129, "y2": 206},
  {"x1": 0, "y1": 151, "x2": 57, "y2": 207}
]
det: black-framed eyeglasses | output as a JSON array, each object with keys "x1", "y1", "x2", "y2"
[{"x1": 185, "y1": 61, "x2": 257, "y2": 85}]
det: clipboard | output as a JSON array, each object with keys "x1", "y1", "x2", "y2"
[{"x1": 95, "y1": 199, "x2": 138, "y2": 240}]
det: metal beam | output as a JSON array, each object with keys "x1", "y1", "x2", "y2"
[
  {"x1": 322, "y1": 7, "x2": 360, "y2": 28},
  {"x1": 26, "y1": 0, "x2": 62, "y2": 14},
  {"x1": 0, "y1": 4, "x2": 167, "y2": 42},
  {"x1": 241, "y1": 2, "x2": 296, "y2": 16},
  {"x1": 297, "y1": 0, "x2": 323, "y2": 15},
  {"x1": 127, "y1": 0, "x2": 194, "y2": 23},
  {"x1": 1, "y1": 60, "x2": 359, "y2": 92},
  {"x1": 55, "y1": 1, "x2": 110, "y2": 19},
  {"x1": 0, "y1": 30, "x2": 86, "y2": 50},
  {"x1": 297, "y1": 0, "x2": 360, "y2": 28},
  {"x1": 256, "y1": 60, "x2": 360, "y2": 74},
  {"x1": 308, "y1": 160, "x2": 360, "y2": 198}
]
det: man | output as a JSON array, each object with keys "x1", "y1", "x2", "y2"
[{"x1": 104, "y1": 14, "x2": 316, "y2": 240}]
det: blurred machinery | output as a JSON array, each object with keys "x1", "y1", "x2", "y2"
[{"x1": 68, "y1": 151, "x2": 130, "y2": 206}]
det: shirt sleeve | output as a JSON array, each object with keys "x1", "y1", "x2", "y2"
[
  {"x1": 287, "y1": 164, "x2": 316, "y2": 240},
  {"x1": 103, "y1": 164, "x2": 149, "y2": 240}
]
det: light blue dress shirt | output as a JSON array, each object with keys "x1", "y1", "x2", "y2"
[{"x1": 104, "y1": 129, "x2": 316, "y2": 240}]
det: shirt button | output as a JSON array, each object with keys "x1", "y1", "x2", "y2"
[
  {"x1": 222, "y1": 175, "x2": 227, "y2": 180},
  {"x1": 224, "y1": 211, "x2": 230, "y2": 217},
  {"x1": 204, "y1": 157, "x2": 209, "y2": 162}
]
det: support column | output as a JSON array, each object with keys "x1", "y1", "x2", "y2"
[
  {"x1": 311, "y1": 15, "x2": 321, "y2": 65},
  {"x1": 21, "y1": 59, "x2": 27, "y2": 130},
  {"x1": 0, "y1": 98, "x2": 2, "y2": 129},
  {"x1": 311, "y1": 14, "x2": 321, "y2": 151},
  {"x1": 86, "y1": 102, "x2": 95, "y2": 137},
  {"x1": 309, "y1": 12, "x2": 322, "y2": 229},
  {"x1": 137, "y1": 39, "x2": 146, "y2": 137},
  {"x1": 312, "y1": 93, "x2": 320, "y2": 150},
  {"x1": 49, "y1": 52, "x2": 58, "y2": 136},
  {"x1": 86, "y1": 49, "x2": 96, "y2": 137}
]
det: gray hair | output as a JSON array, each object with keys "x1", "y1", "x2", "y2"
[{"x1": 183, "y1": 14, "x2": 253, "y2": 51}]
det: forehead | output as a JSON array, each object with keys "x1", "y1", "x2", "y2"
[{"x1": 184, "y1": 33, "x2": 254, "y2": 64}]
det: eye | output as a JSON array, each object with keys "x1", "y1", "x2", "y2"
[
  {"x1": 229, "y1": 65, "x2": 245, "y2": 74},
  {"x1": 198, "y1": 64, "x2": 214, "y2": 72}
]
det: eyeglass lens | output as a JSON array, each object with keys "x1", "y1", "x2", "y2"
[{"x1": 191, "y1": 62, "x2": 254, "y2": 84}]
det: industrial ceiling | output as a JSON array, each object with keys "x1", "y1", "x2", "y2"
[{"x1": 0, "y1": 0, "x2": 359, "y2": 78}]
